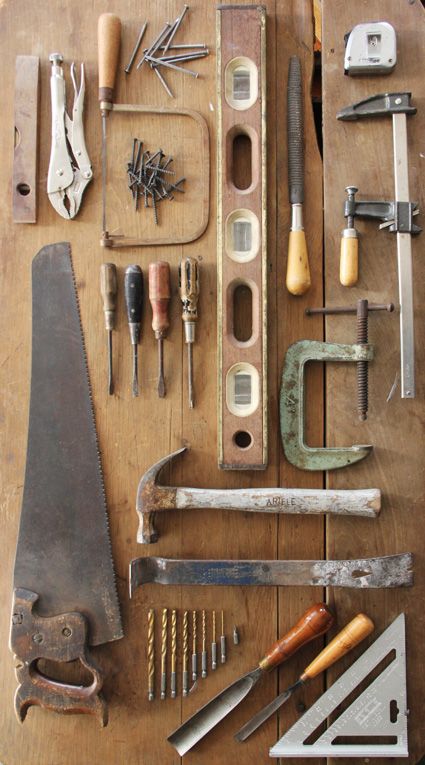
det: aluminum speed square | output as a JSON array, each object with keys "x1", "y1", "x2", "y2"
[{"x1": 270, "y1": 613, "x2": 408, "y2": 758}]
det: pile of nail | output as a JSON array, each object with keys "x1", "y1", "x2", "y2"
[
  {"x1": 127, "y1": 139, "x2": 185, "y2": 224},
  {"x1": 125, "y1": 5, "x2": 209, "y2": 98}
]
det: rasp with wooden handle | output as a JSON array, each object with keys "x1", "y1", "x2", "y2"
[{"x1": 10, "y1": 243, "x2": 123, "y2": 726}]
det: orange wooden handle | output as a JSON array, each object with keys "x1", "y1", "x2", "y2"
[
  {"x1": 98, "y1": 13, "x2": 121, "y2": 105},
  {"x1": 259, "y1": 603, "x2": 334, "y2": 671},
  {"x1": 301, "y1": 613, "x2": 374, "y2": 681},
  {"x1": 149, "y1": 261, "x2": 171, "y2": 337},
  {"x1": 286, "y1": 229, "x2": 311, "y2": 296}
]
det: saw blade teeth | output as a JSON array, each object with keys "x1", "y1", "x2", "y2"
[{"x1": 68, "y1": 247, "x2": 123, "y2": 633}]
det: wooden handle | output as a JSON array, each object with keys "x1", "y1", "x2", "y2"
[
  {"x1": 286, "y1": 229, "x2": 311, "y2": 296},
  {"x1": 301, "y1": 613, "x2": 374, "y2": 681},
  {"x1": 100, "y1": 263, "x2": 117, "y2": 310},
  {"x1": 149, "y1": 261, "x2": 171, "y2": 338},
  {"x1": 340, "y1": 235, "x2": 358, "y2": 287},
  {"x1": 98, "y1": 13, "x2": 121, "y2": 105},
  {"x1": 124, "y1": 265, "x2": 143, "y2": 325},
  {"x1": 259, "y1": 603, "x2": 334, "y2": 671}
]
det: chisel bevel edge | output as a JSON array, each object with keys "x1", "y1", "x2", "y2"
[{"x1": 129, "y1": 553, "x2": 413, "y2": 596}]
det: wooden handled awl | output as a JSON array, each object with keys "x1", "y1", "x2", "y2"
[
  {"x1": 167, "y1": 603, "x2": 334, "y2": 756},
  {"x1": 148, "y1": 261, "x2": 171, "y2": 398},
  {"x1": 235, "y1": 612, "x2": 374, "y2": 741},
  {"x1": 286, "y1": 56, "x2": 311, "y2": 296},
  {"x1": 100, "y1": 263, "x2": 117, "y2": 395},
  {"x1": 98, "y1": 13, "x2": 121, "y2": 235}
]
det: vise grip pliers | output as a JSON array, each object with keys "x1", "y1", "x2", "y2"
[{"x1": 47, "y1": 53, "x2": 92, "y2": 219}]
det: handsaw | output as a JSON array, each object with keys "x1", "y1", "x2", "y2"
[{"x1": 10, "y1": 242, "x2": 123, "y2": 726}]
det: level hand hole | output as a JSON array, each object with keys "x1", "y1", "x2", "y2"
[{"x1": 234, "y1": 430, "x2": 253, "y2": 449}]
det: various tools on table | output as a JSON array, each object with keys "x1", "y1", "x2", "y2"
[
  {"x1": 179, "y1": 257, "x2": 199, "y2": 409},
  {"x1": 134, "y1": 446, "x2": 381, "y2": 544},
  {"x1": 305, "y1": 300, "x2": 394, "y2": 421},
  {"x1": 148, "y1": 261, "x2": 171, "y2": 398},
  {"x1": 337, "y1": 92, "x2": 420, "y2": 399},
  {"x1": 126, "y1": 140, "x2": 185, "y2": 224},
  {"x1": 217, "y1": 4, "x2": 268, "y2": 470},
  {"x1": 48, "y1": 54, "x2": 92, "y2": 219},
  {"x1": 97, "y1": 12, "x2": 210, "y2": 248},
  {"x1": 100, "y1": 263, "x2": 118, "y2": 395},
  {"x1": 129, "y1": 553, "x2": 413, "y2": 593},
  {"x1": 270, "y1": 614, "x2": 407, "y2": 758},
  {"x1": 146, "y1": 608, "x2": 239, "y2": 700},
  {"x1": 126, "y1": 6, "x2": 209, "y2": 98},
  {"x1": 10, "y1": 243, "x2": 123, "y2": 725},
  {"x1": 235, "y1": 612, "x2": 374, "y2": 741},
  {"x1": 124, "y1": 264, "x2": 144, "y2": 397},
  {"x1": 13, "y1": 55, "x2": 39, "y2": 223},
  {"x1": 344, "y1": 22, "x2": 397, "y2": 76},
  {"x1": 167, "y1": 603, "x2": 334, "y2": 755},
  {"x1": 280, "y1": 339, "x2": 375, "y2": 470},
  {"x1": 286, "y1": 55, "x2": 311, "y2": 295}
]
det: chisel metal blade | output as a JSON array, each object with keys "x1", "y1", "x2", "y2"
[
  {"x1": 13, "y1": 242, "x2": 122, "y2": 646},
  {"x1": 129, "y1": 553, "x2": 413, "y2": 596}
]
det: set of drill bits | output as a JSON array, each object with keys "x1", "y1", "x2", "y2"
[
  {"x1": 127, "y1": 139, "x2": 185, "y2": 225},
  {"x1": 147, "y1": 608, "x2": 240, "y2": 700},
  {"x1": 124, "y1": 6, "x2": 209, "y2": 98}
]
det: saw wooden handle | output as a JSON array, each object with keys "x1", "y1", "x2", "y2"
[
  {"x1": 98, "y1": 13, "x2": 121, "y2": 106},
  {"x1": 301, "y1": 612, "x2": 374, "y2": 680},
  {"x1": 259, "y1": 603, "x2": 334, "y2": 671}
]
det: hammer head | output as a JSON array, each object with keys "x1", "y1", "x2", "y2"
[{"x1": 136, "y1": 447, "x2": 187, "y2": 543}]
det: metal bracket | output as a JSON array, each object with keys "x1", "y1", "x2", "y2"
[
  {"x1": 280, "y1": 340, "x2": 374, "y2": 471},
  {"x1": 345, "y1": 198, "x2": 421, "y2": 235},
  {"x1": 337, "y1": 91, "x2": 416, "y2": 120}
]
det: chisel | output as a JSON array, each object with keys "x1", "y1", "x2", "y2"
[
  {"x1": 235, "y1": 612, "x2": 374, "y2": 741},
  {"x1": 167, "y1": 603, "x2": 334, "y2": 755},
  {"x1": 100, "y1": 263, "x2": 117, "y2": 395},
  {"x1": 286, "y1": 55, "x2": 311, "y2": 296},
  {"x1": 124, "y1": 265, "x2": 143, "y2": 396}
]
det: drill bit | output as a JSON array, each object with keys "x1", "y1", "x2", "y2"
[
  {"x1": 100, "y1": 263, "x2": 117, "y2": 395},
  {"x1": 182, "y1": 610, "x2": 189, "y2": 696},
  {"x1": 147, "y1": 608, "x2": 155, "y2": 701},
  {"x1": 148, "y1": 261, "x2": 171, "y2": 398},
  {"x1": 211, "y1": 610, "x2": 217, "y2": 670},
  {"x1": 191, "y1": 610, "x2": 197, "y2": 682},
  {"x1": 201, "y1": 609, "x2": 207, "y2": 678},
  {"x1": 171, "y1": 609, "x2": 177, "y2": 698},
  {"x1": 179, "y1": 257, "x2": 199, "y2": 409},
  {"x1": 124, "y1": 265, "x2": 144, "y2": 397},
  {"x1": 233, "y1": 625, "x2": 240, "y2": 645},
  {"x1": 220, "y1": 610, "x2": 226, "y2": 664},
  {"x1": 161, "y1": 607, "x2": 168, "y2": 699}
]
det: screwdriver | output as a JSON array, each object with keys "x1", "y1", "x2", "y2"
[
  {"x1": 98, "y1": 13, "x2": 121, "y2": 237},
  {"x1": 100, "y1": 263, "x2": 117, "y2": 395},
  {"x1": 234, "y1": 612, "x2": 374, "y2": 742},
  {"x1": 148, "y1": 261, "x2": 171, "y2": 398},
  {"x1": 124, "y1": 265, "x2": 143, "y2": 397},
  {"x1": 178, "y1": 257, "x2": 199, "y2": 409}
]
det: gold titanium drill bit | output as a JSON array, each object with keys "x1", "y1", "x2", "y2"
[
  {"x1": 171, "y1": 609, "x2": 177, "y2": 698},
  {"x1": 191, "y1": 610, "x2": 197, "y2": 682},
  {"x1": 182, "y1": 610, "x2": 189, "y2": 697},
  {"x1": 211, "y1": 610, "x2": 217, "y2": 670},
  {"x1": 179, "y1": 257, "x2": 200, "y2": 409},
  {"x1": 147, "y1": 608, "x2": 155, "y2": 701},
  {"x1": 161, "y1": 608, "x2": 168, "y2": 699},
  {"x1": 220, "y1": 610, "x2": 226, "y2": 664},
  {"x1": 201, "y1": 609, "x2": 207, "y2": 678}
]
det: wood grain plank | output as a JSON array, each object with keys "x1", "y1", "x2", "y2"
[{"x1": 322, "y1": 1, "x2": 425, "y2": 764}]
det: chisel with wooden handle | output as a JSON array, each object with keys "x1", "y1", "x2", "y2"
[
  {"x1": 235, "y1": 612, "x2": 374, "y2": 741},
  {"x1": 286, "y1": 55, "x2": 311, "y2": 296},
  {"x1": 167, "y1": 603, "x2": 334, "y2": 756}
]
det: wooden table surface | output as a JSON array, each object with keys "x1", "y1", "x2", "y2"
[{"x1": 0, "y1": 1, "x2": 424, "y2": 763}]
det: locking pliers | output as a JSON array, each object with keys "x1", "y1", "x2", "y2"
[{"x1": 47, "y1": 53, "x2": 93, "y2": 219}]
